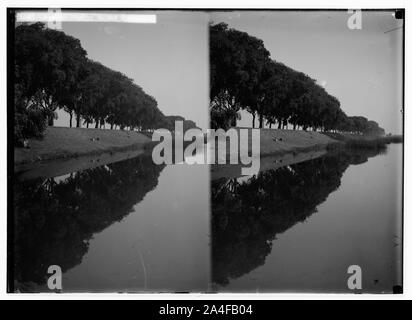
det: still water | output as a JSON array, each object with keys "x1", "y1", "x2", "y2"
[
  {"x1": 13, "y1": 144, "x2": 402, "y2": 293},
  {"x1": 212, "y1": 144, "x2": 402, "y2": 293},
  {"x1": 14, "y1": 154, "x2": 210, "y2": 292}
]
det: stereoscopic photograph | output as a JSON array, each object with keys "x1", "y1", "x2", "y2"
[{"x1": 8, "y1": 9, "x2": 403, "y2": 294}]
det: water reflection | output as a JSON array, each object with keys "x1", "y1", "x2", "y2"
[
  {"x1": 211, "y1": 148, "x2": 387, "y2": 287},
  {"x1": 13, "y1": 154, "x2": 165, "y2": 290},
  {"x1": 13, "y1": 143, "x2": 399, "y2": 292}
]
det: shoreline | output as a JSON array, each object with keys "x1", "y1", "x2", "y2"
[
  {"x1": 14, "y1": 127, "x2": 402, "y2": 179},
  {"x1": 15, "y1": 149, "x2": 147, "y2": 182}
]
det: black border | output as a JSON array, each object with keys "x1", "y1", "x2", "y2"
[
  {"x1": 6, "y1": 7, "x2": 406, "y2": 295},
  {"x1": 7, "y1": 8, "x2": 16, "y2": 294}
]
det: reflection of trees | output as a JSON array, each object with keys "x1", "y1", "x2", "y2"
[
  {"x1": 13, "y1": 154, "x2": 164, "y2": 288},
  {"x1": 212, "y1": 148, "x2": 385, "y2": 286}
]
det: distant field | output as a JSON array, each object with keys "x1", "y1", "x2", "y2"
[{"x1": 14, "y1": 127, "x2": 151, "y2": 165}]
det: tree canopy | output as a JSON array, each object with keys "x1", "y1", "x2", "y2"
[
  {"x1": 14, "y1": 23, "x2": 196, "y2": 144},
  {"x1": 209, "y1": 23, "x2": 385, "y2": 136}
]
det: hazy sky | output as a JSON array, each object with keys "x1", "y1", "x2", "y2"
[
  {"x1": 211, "y1": 10, "x2": 403, "y2": 134},
  {"x1": 54, "y1": 10, "x2": 403, "y2": 133},
  {"x1": 56, "y1": 11, "x2": 209, "y2": 129}
]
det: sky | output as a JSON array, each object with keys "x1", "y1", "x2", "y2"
[
  {"x1": 55, "y1": 11, "x2": 209, "y2": 129},
  {"x1": 211, "y1": 10, "x2": 403, "y2": 134},
  {"x1": 52, "y1": 10, "x2": 403, "y2": 134}
]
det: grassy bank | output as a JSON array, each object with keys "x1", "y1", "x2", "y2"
[
  {"x1": 14, "y1": 127, "x2": 151, "y2": 165},
  {"x1": 258, "y1": 129, "x2": 402, "y2": 154},
  {"x1": 14, "y1": 126, "x2": 402, "y2": 170},
  {"x1": 211, "y1": 128, "x2": 402, "y2": 179},
  {"x1": 324, "y1": 132, "x2": 403, "y2": 151},
  {"x1": 209, "y1": 128, "x2": 337, "y2": 161},
  {"x1": 258, "y1": 128, "x2": 336, "y2": 156}
]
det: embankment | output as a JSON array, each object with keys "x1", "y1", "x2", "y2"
[
  {"x1": 14, "y1": 126, "x2": 402, "y2": 180},
  {"x1": 258, "y1": 128, "x2": 336, "y2": 155},
  {"x1": 211, "y1": 128, "x2": 402, "y2": 180},
  {"x1": 14, "y1": 127, "x2": 151, "y2": 166},
  {"x1": 213, "y1": 127, "x2": 402, "y2": 159}
]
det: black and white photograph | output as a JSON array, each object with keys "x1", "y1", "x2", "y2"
[{"x1": 4, "y1": 3, "x2": 406, "y2": 302}]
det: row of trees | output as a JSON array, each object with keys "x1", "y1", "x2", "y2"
[
  {"x1": 210, "y1": 23, "x2": 385, "y2": 136},
  {"x1": 14, "y1": 23, "x2": 196, "y2": 144}
]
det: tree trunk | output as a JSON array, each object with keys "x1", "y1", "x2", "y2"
[
  {"x1": 259, "y1": 114, "x2": 263, "y2": 129},
  {"x1": 269, "y1": 123, "x2": 272, "y2": 129},
  {"x1": 76, "y1": 113, "x2": 81, "y2": 128},
  {"x1": 95, "y1": 120, "x2": 99, "y2": 129},
  {"x1": 86, "y1": 122, "x2": 89, "y2": 128},
  {"x1": 293, "y1": 124, "x2": 297, "y2": 130},
  {"x1": 69, "y1": 112, "x2": 73, "y2": 128},
  {"x1": 110, "y1": 123, "x2": 114, "y2": 130},
  {"x1": 278, "y1": 121, "x2": 282, "y2": 129},
  {"x1": 48, "y1": 115, "x2": 54, "y2": 126},
  {"x1": 231, "y1": 116, "x2": 237, "y2": 127},
  {"x1": 252, "y1": 113, "x2": 255, "y2": 128}
]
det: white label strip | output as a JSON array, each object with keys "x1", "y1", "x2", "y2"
[{"x1": 15, "y1": 11, "x2": 157, "y2": 24}]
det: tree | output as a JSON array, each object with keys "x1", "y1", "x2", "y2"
[
  {"x1": 14, "y1": 22, "x2": 88, "y2": 142},
  {"x1": 210, "y1": 23, "x2": 270, "y2": 128}
]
